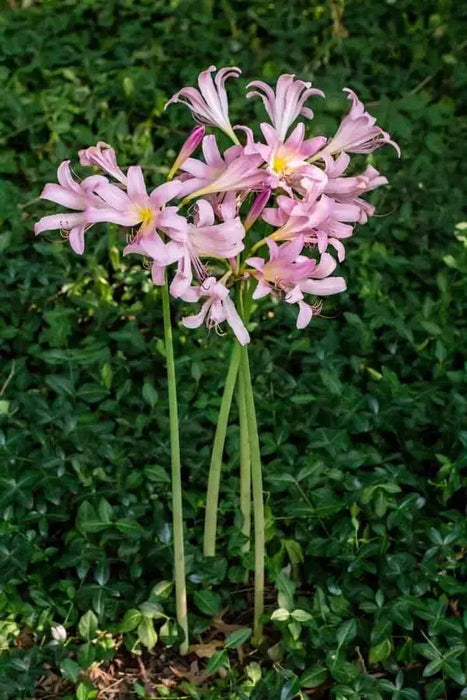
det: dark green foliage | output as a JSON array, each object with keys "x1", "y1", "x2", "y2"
[{"x1": 0, "y1": 0, "x2": 466, "y2": 698}]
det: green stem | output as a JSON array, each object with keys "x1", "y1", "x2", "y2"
[
  {"x1": 237, "y1": 361, "x2": 251, "y2": 553},
  {"x1": 161, "y1": 283, "x2": 189, "y2": 655},
  {"x1": 241, "y1": 346, "x2": 265, "y2": 645},
  {"x1": 203, "y1": 343, "x2": 241, "y2": 557}
]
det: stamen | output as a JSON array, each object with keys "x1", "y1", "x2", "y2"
[
  {"x1": 126, "y1": 229, "x2": 137, "y2": 245},
  {"x1": 70, "y1": 165, "x2": 83, "y2": 182}
]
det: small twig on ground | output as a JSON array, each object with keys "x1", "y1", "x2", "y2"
[
  {"x1": 137, "y1": 656, "x2": 157, "y2": 698},
  {"x1": 0, "y1": 360, "x2": 15, "y2": 396}
]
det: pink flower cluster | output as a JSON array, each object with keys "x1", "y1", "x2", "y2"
[{"x1": 35, "y1": 67, "x2": 399, "y2": 345}]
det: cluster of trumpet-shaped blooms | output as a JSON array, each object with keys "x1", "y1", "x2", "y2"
[{"x1": 35, "y1": 66, "x2": 399, "y2": 345}]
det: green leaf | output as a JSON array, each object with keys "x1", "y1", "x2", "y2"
[
  {"x1": 337, "y1": 618, "x2": 357, "y2": 646},
  {"x1": 288, "y1": 620, "x2": 301, "y2": 640},
  {"x1": 78, "y1": 610, "x2": 98, "y2": 641},
  {"x1": 225, "y1": 627, "x2": 252, "y2": 648},
  {"x1": 137, "y1": 617, "x2": 157, "y2": 649},
  {"x1": 284, "y1": 539, "x2": 304, "y2": 564},
  {"x1": 159, "y1": 619, "x2": 178, "y2": 646},
  {"x1": 425, "y1": 679, "x2": 446, "y2": 700},
  {"x1": 300, "y1": 666, "x2": 327, "y2": 689},
  {"x1": 423, "y1": 657, "x2": 444, "y2": 677},
  {"x1": 97, "y1": 498, "x2": 113, "y2": 524},
  {"x1": 442, "y1": 660, "x2": 465, "y2": 685},
  {"x1": 115, "y1": 518, "x2": 144, "y2": 536},
  {"x1": 280, "y1": 678, "x2": 301, "y2": 700},
  {"x1": 194, "y1": 590, "x2": 221, "y2": 617},
  {"x1": 150, "y1": 581, "x2": 173, "y2": 600},
  {"x1": 291, "y1": 609, "x2": 312, "y2": 623},
  {"x1": 119, "y1": 609, "x2": 142, "y2": 633},
  {"x1": 144, "y1": 464, "x2": 171, "y2": 483},
  {"x1": 142, "y1": 381, "x2": 159, "y2": 407},
  {"x1": 76, "y1": 684, "x2": 90, "y2": 700},
  {"x1": 60, "y1": 658, "x2": 81, "y2": 683},
  {"x1": 76, "y1": 501, "x2": 108, "y2": 534},
  {"x1": 271, "y1": 608, "x2": 290, "y2": 622},
  {"x1": 140, "y1": 601, "x2": 166, "y2": 620},
  {"x1": 207, "y1": 650, "x2": 229, "y2": 673},
  {"x1": 369, "y1": 638, "x2": 392, "y2": 664},
  {"x1": 77, "y1": 642, "x2": 96, "y2": 668},
  {"x1": 276, "y1": 572, "x2": 295, "y2": 610}
]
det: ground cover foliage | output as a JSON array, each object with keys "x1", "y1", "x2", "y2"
[{"x1": 0, "y1": 0, "x2": 466, "y2": 698}]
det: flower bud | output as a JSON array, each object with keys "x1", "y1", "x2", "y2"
[
  {"x1": 244, "y1": 188, "x2": 271, "y2": 231},
  {"x1": 51, "y1": 624, "x2": 67, "y2": 643},
  {"x1": 168, "y1": 126, "x2": 205, "y2": 180},
  {"x1": 78, "y1": 142, "x2": 127, "y2": 184}
]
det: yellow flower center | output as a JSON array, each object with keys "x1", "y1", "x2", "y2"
[
  {"x1": 262, "y1": 260, "x2": 282, "y2": 283},
  {"x1": 271, "y1": 154, "x2": 289, "y2": 174},
  {"x1": 138, "y1": 207, "x2": 155, "y2": 227}
]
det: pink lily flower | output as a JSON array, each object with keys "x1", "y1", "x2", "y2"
[
  {"x1": 167, "y1": 126, "x2": 205, "y2": 180},
  {"x1": 264, "y1": 177, "x2": 365, "y2": 262},
  {"x1": 168, "y1": 199, "x2": 246, "y2": 298},
  {"x1": 263, "y1": 191, "x2": 331, "y2": 244},
  {"x1": 34, "y1": 160, "x2": 108, "y2": 255},
  {"x1": 245, "y1": 122, "x2": 326, "y2": 193},
  {"x1": 78, "y1": 142, "x2": 127, "y2": 185},
  {"x1": 324, "y1": 89, "x2": 400, "y2": 157},
  {"x1": 322, "y1": 152, "x2": 388, "y2": 224},
  {"x1": 181, "y1": 276, "x2": 250, "y2": 345},
  {"x1": 87, "y1": 166, "x2": 185, "y2": 235},
  {"x1": 247, "y1": 74, "x2": 324, "y2": 141},
  {"x1": 165, "y1": 65, "x2": 241, "y2": 141},
  {"x1": 84, "y1": 167, "x2": 187, "y2": 285},
  {"x1": 180, "y1": 135, "x2": 266, "y2": 200},
  {"x1": 298, "y1": 180, "x2": 361, "y2": 260},
  {"x1": 246, "y1": 237, "x2": 346, "y2": 328}
]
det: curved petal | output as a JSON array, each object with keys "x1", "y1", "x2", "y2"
[
  {"x1": 312, "y1": 252, "x2": 337, "y2": 278},
  {"x1": 223, "y1": 296, "x2": 250, "y2": 345},
  {"x1": 252, "y1": 280, "x2": 271, "y2": 299},
  {"x1": 152, "y1": 263, "x2": 166, "y2": 285},
  {"x1": 182, "y1": 300, "x2": 210, "y2": 328},
  {"x1": 296, "y1": 300, "x2": 313, "y2": 329},
  {"x1": 149, "y1": 180, "x2": 183, "y2": 208},
  {"x1": 85, "y1": 207, "x2": 140, "y2": 226},
  {"x1": 195, "y1": 199, "x2": 215, "y2": 227},
  {"x1": 40, "y1": 183, "x2": 84, "y2": 210},
  {"x1": 93, "y1": 182, "x2": 131, "y2": 211},
  {"x1": 127, "y1": 166, "x2": 148, "y2": 204},
  {"x1": 202, "y1": 134, "x2": 224, "y2": 168},
  {"x1": 57, "y1": 160, "x2": 81, "y2": 193},
  {"x1": 68, "y1": 225, "x2": 86, "y2": 255},
  {"x1": 34, "y1": 212, "x2": 85, "y2": 235},
  {"x1": 301, "y1": 276, "x2": 347, "y2": 296}
]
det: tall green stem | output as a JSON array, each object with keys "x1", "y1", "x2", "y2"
[
  {"x1": 237, "y1": 361, "x2": 251, "y2": 553},
  {"x1": 203, "y1": 343, "x2": 241, "y2": 557},
  {"x1": 241, "y1": 346, "x2": 265, "y2": 645},
  {"x1": 161, "y1": 283, "x2": 189, "y2": 655}
]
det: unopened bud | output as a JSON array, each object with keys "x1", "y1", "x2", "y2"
[
  {"x1": 244, "y1": 188, "x2": 271, "y2": 231},
  {"x1": 78, "y1": 142, "x2": 127, "y2": 185},
  {"x1": 168, "y1": 126, "x2": 205, "y2": 180},
  {"x1": 51, "y1": 624, "x2": 67, "y2": 643}
]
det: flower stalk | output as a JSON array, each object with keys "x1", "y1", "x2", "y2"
[
  {"x1": 240, "y1": 344, "x2": 265, "y2": 645},
  {"x1": 203, "y1": 342, "x2": 242, "y2": 557},
  {"x1": 237, "y1": 360, "x2": 251, "y2": 553},
  {"x1": 161, "y1": 281, "x2": 189, "y2": 655}
]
